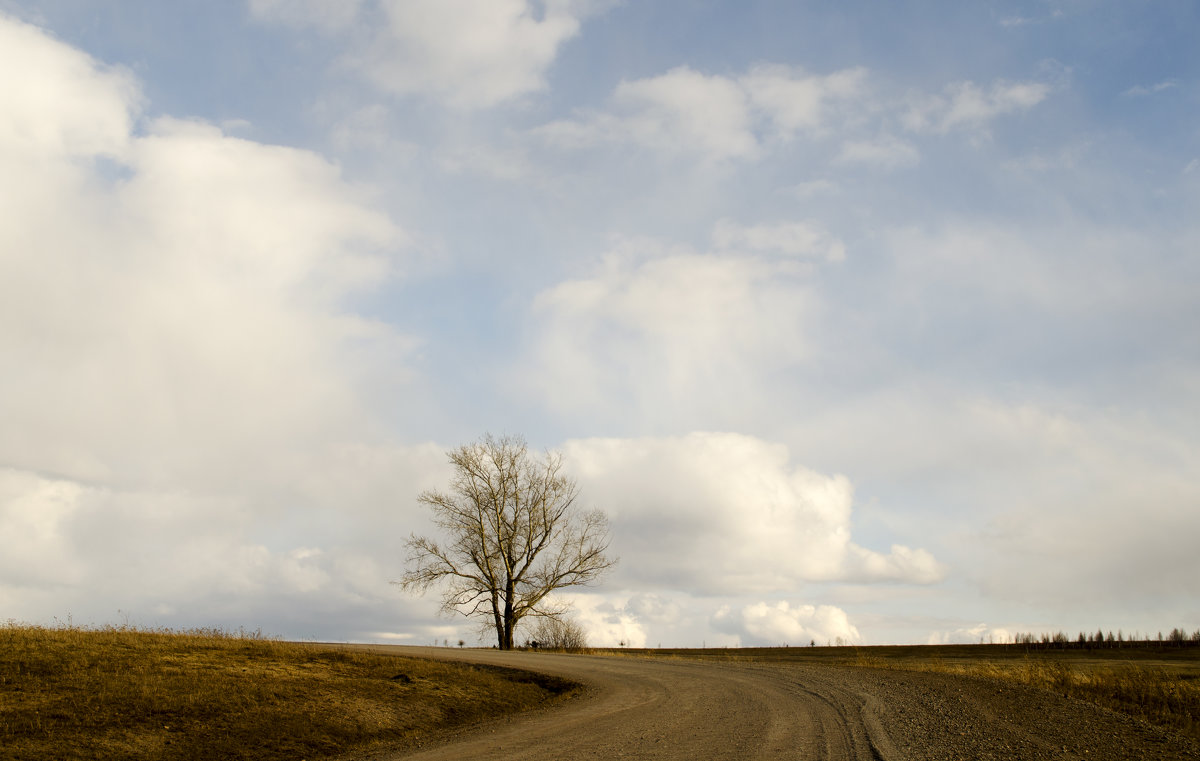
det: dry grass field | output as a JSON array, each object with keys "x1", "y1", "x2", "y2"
[
  {"x1": 0, "y1": 624, "x2": 575, "y2": 761},
  {"x1": 601, "y1": 641, "x2": 1200, "y2": 742},
  {"x1": 5, "y1": 622, "x2": 1196, "y2": 759}
]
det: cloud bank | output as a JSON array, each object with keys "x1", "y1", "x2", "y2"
[
  {"x1": 0, "y1": 13, "x2": 433, "y2": 637},
  {"x1": 565, "y1": 433, "x2": 944, "y2": 593}
]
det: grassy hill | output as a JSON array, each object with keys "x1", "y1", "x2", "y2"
[{"x1": 0, "y1": 624, "x2": 574, "y2": 761}]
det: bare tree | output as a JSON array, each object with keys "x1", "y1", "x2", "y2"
[
  {"x1": 527, "y1": 615, "x2": 589, "y2": 652},
  {"x1": 397, "y1": 434, "x2": 614, "y2": 650}
]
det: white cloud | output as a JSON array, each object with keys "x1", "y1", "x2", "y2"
[
  {"x1": 781, "y1": 384, "x2": 1200, "y2": 617},
  {"x1": 538, "y1": 65, "x2": 758, "y2": 160},
  {"x1": 362, "y1": 0, "x2": 589, "y2": 108},
  {"x1": 0, "y1": 15, "x2": 449, "y2": 637},
  {"x1": 562, "y1": 590, "x2": 867, "y2": 648},
  {"x1": 0, "y1": 17, "x2": 407, "y2": 489},
  {"x1": 537, "y1": 65, "x2": 1047, "y2": 165},
  {"x1": 789, "y1": 178, "x2": 838, "y2": 198},
  {"x1": 742, "y1": 64, "x2": 867, "y2": 137},
  {"x1": 253, "y1": 0, "x2": 600, "y2": 108},
  {"x1": 537, "y1": 63, "x2": 869, "y2": 162},
  {"x1": 569, "y1": 595, "x2": 648, "y2": 648},
  {"x1": 880, "y1": 221, "x2": 1191, "y2": 316},
  {"x1": 1122, "y1": 79, "x2": 1178, "y2": 97},
  {"x1": 836, "y1": 134, "x2": 919, "y2": 168},
  {"x1": 623, "y1": 592, "x2": 683, "y2": 625},
  {"x1": 0, "y1": 15, "x2": 138, "y2": 159},
  {"x1": 903, "y1": 79, "x2": 1051, "y2": 134},
  {"x1": 926, "y1": 623, "x2": 1013, "y2": 645},
  {"x1": 998, "y1": 10, "x2": 1064, "y2": 28},
  {"x1": 712, "y1": 219, "x2": 845, "y2": 261},
  {"x1": 712, "y1": 601, "x2": 860, "y2": 646},
  {"x1": 525, "y1": 237, "x2": 815, "y2": 424},
  {"x1": 563, "y1": 433, "x2": 945, "y2": 594}
]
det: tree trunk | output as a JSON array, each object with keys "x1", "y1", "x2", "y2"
[
  {"x1": 491, "y1": 592, "x2": 505, "y2": 650},
  {"x1": 501, "y1": 582, "x2": 516, "y2": 649}
]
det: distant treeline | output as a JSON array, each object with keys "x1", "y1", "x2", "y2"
[{"x1": 1004, "y1": 627, "x2": 1200, "y2": 649}]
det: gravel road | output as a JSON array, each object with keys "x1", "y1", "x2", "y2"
[{"x1": 368, "y1": 647, "x2": 1200, "y2": 761}]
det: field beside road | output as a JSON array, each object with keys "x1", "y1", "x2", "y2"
[
  {"x1": 5, "y1": 624, "x2": 1198, "y2": 760},
  {"x1": 0, "y1": 624, "x2": 574, "y2": 761}
]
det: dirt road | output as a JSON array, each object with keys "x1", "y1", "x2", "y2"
[{"x1": 368, "y1": 647, "x2": 1199, "y2": 761}]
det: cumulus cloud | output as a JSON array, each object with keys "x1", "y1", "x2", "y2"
[
  {"x1": 0, "y1": 15, "x2": 442, "y2": 637},
  {"x1": 568, "y1": 594, "x2": 649, "y2": 648},
  {"x1": 0, "y1": 15, "x2": 408, "y2": 488},
  {"x1": 713, "y1": 601, "x2": 860, "y2": 646},
  {"x1": 536, "y1": 63, "x2": 868, "y2": 161},
  {"x1": 0, "y1": 17, "x2": 138, "y2": 160},
  {"x1": 537, "y1": 64, "x2": 1048, "y2": 164},
  {"x1": 525, "y1": 236, "x2": 819, "y2": 425},
  {"x1": 252, "y1": 0, "x2": 602, "y2": 108},
  {"x1": 563, "y1": 433, "x2": 945, "y2": 594},
  {"x1": 538, "y1": 66, "x2": 758, "y2": 160},
  {"x1": 742, "y1": 64, "x2": 867, "y2": 136},
  {"x1": 780, "y1": 380, "x2": 1200, "y2": 620}
]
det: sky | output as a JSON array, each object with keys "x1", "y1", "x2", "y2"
[{"x1": 1, "y1": 0, "x2": 1197, "y2": 648}]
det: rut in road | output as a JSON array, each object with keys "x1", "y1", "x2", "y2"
[{"x1": 362, "y1": 647, "x2": 1200, "y2": 761}]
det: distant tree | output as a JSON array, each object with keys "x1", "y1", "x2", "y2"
[{"x1": 398, "y1": 434, "x2": 615, "y2": 650}]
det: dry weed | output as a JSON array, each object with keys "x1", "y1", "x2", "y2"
[{"x1": 0, "y1": 623, "x2": 574, "y2": 761}]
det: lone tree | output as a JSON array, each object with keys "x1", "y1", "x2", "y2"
[{"x1": 398, "y1": 434, "x2": 614, "y2": 650}]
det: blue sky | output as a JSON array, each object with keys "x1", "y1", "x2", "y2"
[{"x1": 1, "y1": 0, "x2": 1197, "y2": 647}]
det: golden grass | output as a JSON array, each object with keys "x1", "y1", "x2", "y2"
[{"x1": 0, "y1": 623, "x2": 575, "y2": 761}]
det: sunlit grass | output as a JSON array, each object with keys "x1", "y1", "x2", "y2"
[{"x1": 0, "y1": 623, "x2": 574, "y2": 761}]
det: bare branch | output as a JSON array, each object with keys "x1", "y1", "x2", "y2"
[{"x1": 394, "y1": 434, "x2": 615, "y2": 649}]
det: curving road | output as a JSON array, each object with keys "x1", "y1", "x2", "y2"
[{"x1": 367, "y1": 647, "x2": 1200, "y2": 761}]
